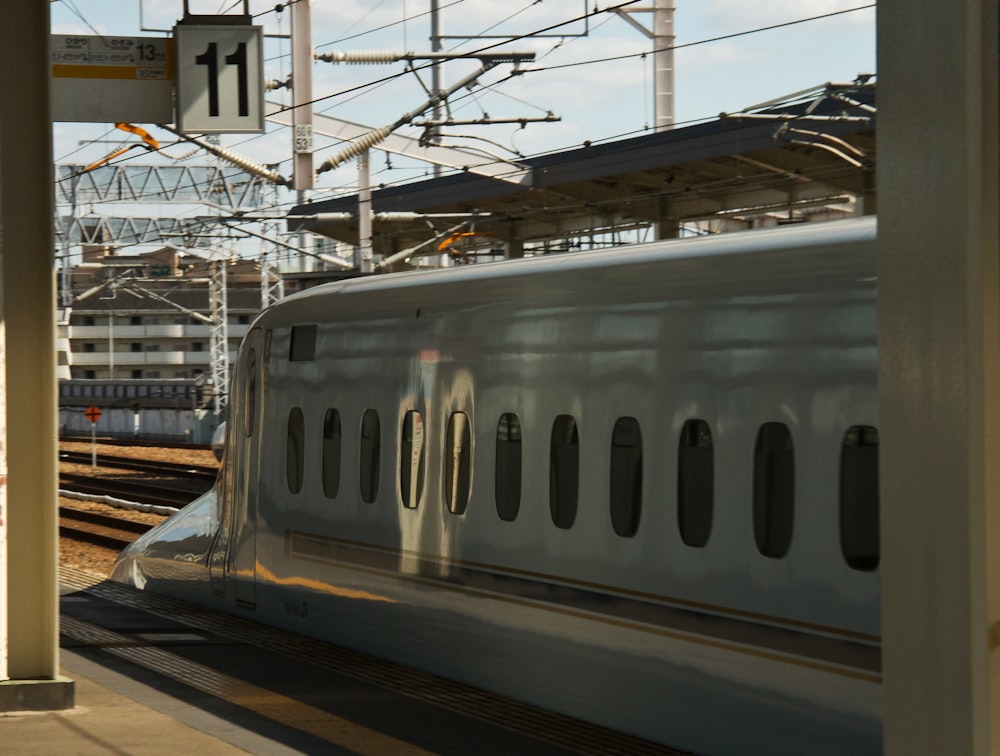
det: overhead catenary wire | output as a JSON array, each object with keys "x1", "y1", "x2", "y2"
[
  {"x1": 230, "y1": 1, "x2": 873, "y2": 188},
  {"x1": 521, "y1": 3, "x2": 877, "y2": 76},
  {"x1": 52, "y1": 1, "x2": 873, "y2": 253},
  {"x1": 269, "y1": 0, "x2": 644, "y2": 116},
  {"x1": 266, "y1": 1, "x2": 874, "y2": 169}
]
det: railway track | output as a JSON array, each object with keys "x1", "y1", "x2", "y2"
[
  {"x1": 60, "y1": 450, "x2": 218, "y2": 482},
  {"x1": 59, "y1": 472, "x2": 207, "y2": 508},
  {"x1": 60, "y1": 435, "x2": 213, "y2": 451},
  {"x1": 59, "y1": 505, "x2": 155, "y2": 551}
]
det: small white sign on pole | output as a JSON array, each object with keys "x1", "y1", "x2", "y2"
[
  {"x1": 84, "y1": 405, "x2": 101, "y2": 467},
  {"x1": 174, "y1": 24, "x2": 264, "y2": 134},
  {"x1": 50, "y1": 34, "x2": 173, "y2": 123}
]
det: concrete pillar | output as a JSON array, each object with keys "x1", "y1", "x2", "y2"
[
  {"x1": 0, "y1": 2, "x2": 73, "y2": 710},
  {"x1": 358, "y1": 150, "x2": 374, "y2": 272},
  {"x1": 505, "y1": 223, "x2": 524, "y2": 259},
  {"x1": 656, "y1": 197, "x2": 680, "y2": 239},
  {"x1": 878, "y1": 1, "x2": 999, "y2": 753},
  {"x1": 652, "y1": 0, "x2": 675, "y2": 131},
  {"x1": 860, "y1": 170, "x2": 877, "y2": 217}
]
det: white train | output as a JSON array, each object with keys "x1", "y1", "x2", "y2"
[{"x1": 112, "y1": 217, "x2": 881, "y2": 755}]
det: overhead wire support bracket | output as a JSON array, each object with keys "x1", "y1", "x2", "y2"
[
  {"x1": 373, "y1": 216, "x2": 484, "y2": 272},
  {"x1": 413, "y1": 114, "x2": 560, "y2": 127},
  {"x1": 180, "y1": 0, "x2": 250, "y2": 24},
  {"x1": 266, "y1": 103, "x2": 533, "y2": 185},
  {"x1": 316, "y1": 62, "x2": 509, "y2": 176},
  {"x1": 157, "y1": 124, "x2": 289, "y2": 186},
  {"x1": 720, "y1": 112, "x2": 873, "y2": 125},
  {"x1": 208, "y1": 216, "x2": 355, "y2": 270},
  {"x1": 770, "y1": 123, "x2": 871, "y2": 170},
  {"x1": 286, "y1": 211, "x2": 493, "y2": 236},
  {"x1": 315, "y1": 51, "x2": 536, "y2": 65}
]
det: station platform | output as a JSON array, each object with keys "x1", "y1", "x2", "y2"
[{"x1": 1, "y1": 568, "x2": 678, "y2": 755}]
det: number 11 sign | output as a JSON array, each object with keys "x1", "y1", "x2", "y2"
[{"x1": 175, "y1": 24, "x2": 264, "y2": 133}]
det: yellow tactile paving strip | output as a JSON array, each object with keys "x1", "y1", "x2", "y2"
[
  {"x1": 60, "y1": 566, "x2": 686, "y2": 755},
  {"x1": 60, "y1": 614, "x2": 435, "y2": 755}
]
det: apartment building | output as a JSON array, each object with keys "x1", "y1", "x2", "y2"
[{"x1": 59, "y1": 244, "x2": 264, "y2": 381}]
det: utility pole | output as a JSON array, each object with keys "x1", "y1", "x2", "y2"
[
  {"x1": 291, "y1": 0, "x2": 314, "y2": 272},
  {"x1": 259, "y1": 186, "x2": 284, "y2": 308},
  {"x1": 653, "y1": 0, "x2": 675, "y2": 130},
  {"x1": 358, "y1": 150, "x2": 374, "y2": 272},
  {"x1": 612, "y1": 0, "x2": 675, "y2": 130},
  {"x1": 430, "y1": 0, "x2": 444, "y2": 176}
]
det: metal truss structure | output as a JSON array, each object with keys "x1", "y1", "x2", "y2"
[
  {"x1": 54, "y1": 163, "x2": 261, "y2": 422},
  {"x1": 208, "y1": 260, "x2": 229, "y2": 420},
  {"x1": 56, "y1": 163, "x2": 267, "y2": 208},
  {"x1": 57, "y1": 215, "x2": 218, "y2": 248}
]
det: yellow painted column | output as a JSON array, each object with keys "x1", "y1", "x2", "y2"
[
  {"x1": 878, "y1": 1, "x2": 1000, "y2": 752},
  {"x1": 0, "y1": 1, "x2": 71, "y2": 709}
]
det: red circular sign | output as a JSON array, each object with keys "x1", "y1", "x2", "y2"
[{"x1": 84, "y1": 405, "x2": 101, "y2": 423}]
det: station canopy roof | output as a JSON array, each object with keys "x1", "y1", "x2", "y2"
[{"x1": 288, "y1": 79, "x2": 875, "y2": 261}]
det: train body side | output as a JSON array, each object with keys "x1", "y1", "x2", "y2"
[{"x1": 113, "y1": 218, "x2": 881, "y2": 755}]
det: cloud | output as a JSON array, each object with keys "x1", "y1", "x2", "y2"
[{"x1": 695, "y1": 0, "x2": 874, "y2": 32}]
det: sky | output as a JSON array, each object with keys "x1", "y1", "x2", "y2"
[{"x1": 49, "y1": 0, "x2": 876, "y2": 254}]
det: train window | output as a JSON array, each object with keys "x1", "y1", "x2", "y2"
[
  {"x1": 322, "y1": 409, "x2": 342, "y2": 499},
  {"x1": 400, "y1": 411, "x2": 425, "y2": 509},
  {"x1": 495, "y1": 413, "x2": 522, "y2": 521},
  {"x1": 840, "y1": 425, "x2": 880, "y2": 571},
  {"x1": 753, "y1": 422, "x2": 795, "y2": 559},
  {"x1": 610, "y1": 417, "x2": 643, "y2": 537},
  {"x1": 359, "y1": 409, "x2": 381, "y2": 503},
  {"x1": 445, "y1": 412, "x2": 472, "y2": 515},
  {"x1": 289, "y1": 324, "x2": 317, "y2": 362},
  {"x1": 677, "y1": 419, "x2": 714, "y2": 547},
  {"x1": 550, "y1": 415, "x2": 579, "y2": 529},
  {"x1": 244, "y1": 349, "x2": 257, "y2": 438},
  {"x1": 286, "y1": 407, "x2": 305, "y2": 494}
]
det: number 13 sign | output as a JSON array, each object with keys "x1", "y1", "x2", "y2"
[{"x1": 175, "y1": 24, "x2": 264, "y2": 133}]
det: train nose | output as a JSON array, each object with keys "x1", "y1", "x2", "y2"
[
  {"x1": 211, "y1": 421, "x2": 226, "y2": 461},
  {"x1": 109, "y1": 541, "x2": 146, "y2": 588}
]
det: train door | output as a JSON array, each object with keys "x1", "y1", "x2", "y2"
[
  {"x1": 234, "y1": 327, "x2": 265, "y2": 608},
  {"x1": 209, "y1": 327, "x2": 264, "y2": 608}
]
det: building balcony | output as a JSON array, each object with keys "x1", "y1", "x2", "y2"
[
  {"x1": 67, "y1": 324, "x2": 250, "y2": 340},
  {"x1": 67, "y1": 351, "x2": 237, "y2": 367}
]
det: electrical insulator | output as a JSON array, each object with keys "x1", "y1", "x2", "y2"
[
  {"x1": 317, "y1": 126, "x2": 393, "y2": 175},
  {"x1": 315, "y1": 51, "x2": 405, "y2": 64},
  {"x1": 265, "y1": 77, "x2": 292, "y2": 91}
]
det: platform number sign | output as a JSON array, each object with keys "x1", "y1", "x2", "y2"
[{"x1": 174, "y1": 24, "x2": 264, "y2": 134}]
